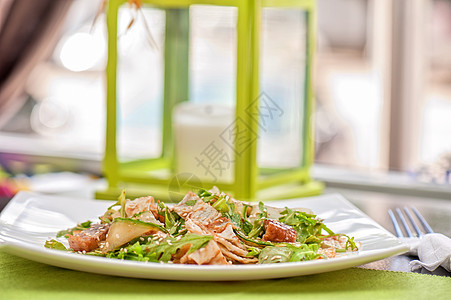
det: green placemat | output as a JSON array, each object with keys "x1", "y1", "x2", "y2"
[{"x1": 1, "y1": 251, "x2": 450, "y2": 300}]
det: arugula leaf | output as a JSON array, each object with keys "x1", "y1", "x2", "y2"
[
  {"x1": 241, "y1": 219, "x2": 253, "y2": 235},
  {"x1": 197, "y1": 188, "x2": 218, "y2": 204},
  {"x1": 156, "y1": 203, "x2": 185, "y2": 236},
  {"x1": 107, "y1": 189, "x2": 127, "y2": 218},
  {"x1": 197, "y1": 188, "x2": 212, "y2": 198},
  {"x1": 233, "y1": 228, "x2": 274, "y2": 247},
  {"x1": 258, "y1": 202, "x2": 267, "y2": 215},
  {"x1": 106, "y1": 234, "x2": 213, "y2": 263},
  {"x1": 184, "y1": 200, "x2": 197, "y2": 206},
  {"x1": 345, "y1": 235, "x2": 358, "y2": 251},
  {"x1": 247, "y1": 202, "x2": 268, "y2": 238},
  {"x1": 168, "y1": 218, "x2": 186, "y2": 236},
  {"x1": 288, "y1": 244, "x2": 323, "y2": 262},
  {"x1": 147, "y1": 234, "x2": 213, "y2": 262},
  {"x1": 56, "y1": 220, "x2": 92, "y2": 238},
  {"x1": 164, "y1": 208, "x2": 176, "y2": 228},
  {"x1": 247, "y1": 221, "x2": 264, "y2": 238},
  {"x1": 247, "y1": 247, "x2": 261, "y2": 257},
  {"x1": 211, "y1": 195, "x2": 231, "y2": 214},
  {"x1": 99, "y1": 215, "x2": 112, "y2": 223},
  {"x1": 208, "y1": 194, "x2": 253, "y2": 236},
  {"x1": 44, "y1": 239, "x2": 67, "y2": 250},
  {"x1": 279, "y1": 207, "x2": 316, "y2": 226},
  {"x1": 242, "y1": 204, "x2": 251, "y2": 218},
  {"x1": 204, "y1": 193, "x2": 257, "y2": 237},
  {"x1": 279, "y1": 208, "x2": 335, "y2": 244}
]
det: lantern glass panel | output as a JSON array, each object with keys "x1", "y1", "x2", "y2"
[
  {"x1": 116, "y1": 7, "x2": 166, "y2": 161},
  {"x1": 189, "y1": 5, "x2": 237, "y2": 106},
  {"x1": 172, "y1": 5, "x2": 238, "y2": 183},
  {"x1": 258, "y1": 8, "x2": 307, "y2": 169}
]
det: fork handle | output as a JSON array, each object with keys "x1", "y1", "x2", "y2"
[
  {"x1": 411, "y1": 207, "x2": 434, "y2": 234},
  {"x1": 404, "y1": 207, "x2": 423, "y2": 237},
  {"x1": 388, "y1": 209, "x2": 404, "y2": 237}
]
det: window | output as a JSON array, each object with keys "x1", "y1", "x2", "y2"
[{"x1": 315, "y1": 0, "x2": 451, "y2": 182}]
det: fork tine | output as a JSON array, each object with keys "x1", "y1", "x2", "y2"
[
  {"x1": 396, "y1": 208, "x2": 413, "y2": 237},
  {"x1": 411, "y1": 206, "x2": 434, "y2": 234},
  {"x1": 403, "y1": 207, "x2": 423, "y2": 237},
  {"x1": 388, "y1": 209, "x2": 404, "y2": 237}
]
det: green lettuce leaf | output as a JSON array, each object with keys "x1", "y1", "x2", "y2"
[
  {"x1": 258, "y1": 243, "x2": 323, "y2": 264},
  {"x1": 279, "y1": 208, "x2": 335, "y2": 243},
  {"x1": 258, "y1": 246, "x2": 292, "y2": 264},
  {"x1": 106, "y1": 233, "x2": 213, "y2": 262}
]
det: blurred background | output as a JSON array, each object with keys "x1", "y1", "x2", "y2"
[{"x1": 0, "y1": 0, "x2": 451, "y2": 199}]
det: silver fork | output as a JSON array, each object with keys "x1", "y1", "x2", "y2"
[{"x1": 388, "y1": 206, "x2": 434, "y2": 238}]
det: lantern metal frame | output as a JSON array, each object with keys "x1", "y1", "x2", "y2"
[{"x1": 96, "y1": 0, "x2": 323, "y2": 201}]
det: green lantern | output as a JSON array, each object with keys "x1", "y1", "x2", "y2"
[{"x1": 96, "y1": 0, "x2": 323, "y2": 202}]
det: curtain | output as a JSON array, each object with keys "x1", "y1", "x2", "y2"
[{"x1": 0, "y1": 0, "x2": 73, "y2": 128}]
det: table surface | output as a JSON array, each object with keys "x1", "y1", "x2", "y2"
[
  {"x1": 326, "y1": 187, "x2": 451, "y2": 277},
  {"x1": 0, "y1": 186, "x2": 450, "y2": 277}
]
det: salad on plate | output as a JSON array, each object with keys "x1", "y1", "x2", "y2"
[{"x1": 45, "y1": 187, "x2": 358, "y2": 265}]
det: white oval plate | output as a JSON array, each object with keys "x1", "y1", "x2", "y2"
[{"x1": 0, "y1": 191, "x2": 408, "y2": 281}]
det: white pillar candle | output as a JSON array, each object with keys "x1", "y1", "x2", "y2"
[{"x1": 173, "y1": 102, "x2": 235, "y2": 183}]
